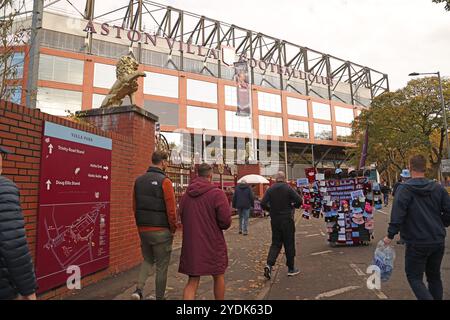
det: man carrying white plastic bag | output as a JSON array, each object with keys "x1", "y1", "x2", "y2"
[
  {"x1": 373, "y1": 240, "x2": 395, "y2": 282},
  {"x1": 383, "y1": 155, "x2": 450, "y2": 300}
]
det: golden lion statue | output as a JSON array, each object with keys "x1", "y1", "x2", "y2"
[{"x1": 101, "y1": 54, "x2": 146, "y2": 108}]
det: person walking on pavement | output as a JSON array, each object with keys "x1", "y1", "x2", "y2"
[
  {"x1": 392, "y1": 169, "x2": 411, "y2": 245},
  {"x1": 0, "y1": 146, "x2": 37, "y2": 300},
  {"x1": 392, "y1": 169, "x2": 411, "y2": 197},
  {"x1": 131, "y1": 151, "x2": 177, "y2": 300},
  {"x1": 232, "y1": 179, "x2": 254, "y2": 236},
  {"x1": 380, "y1": 180, "x2": 391, "y2": 207},
  {"x1": 384, "y1": 155, "x2": 450, "y2": 300},
  {"x1": 261, "y1": 171, "x2": 302, "y2": 280},
  {"x1": 178, "y1": 163, "x2": 232, "y2": 300}
]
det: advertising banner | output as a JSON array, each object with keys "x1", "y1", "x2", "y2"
[
  {"x1": 35, "y1": 122, "x2": 112, "y2": 293},
  {"x1": 234, "y1": 61, "x2": 251, "y2": 116},
  {"x1": 325, "y1": 177, "x2": 368, "y2": 201}
]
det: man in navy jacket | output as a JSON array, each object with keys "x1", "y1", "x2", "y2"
[
  {"x1": 384, "y1": 155, "x2": 450, "y2": 300},
  {"x1": 0, "y1": 146, "x2": 37, "y2": 300}
]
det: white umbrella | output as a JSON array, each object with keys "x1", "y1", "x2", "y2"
[{"x1": 238, "y1": 174, "x2": 270, "y2": 184}]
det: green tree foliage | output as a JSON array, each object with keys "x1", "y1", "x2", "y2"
[
  {"x1": 351, "y1": 77, "x2": 450, "y2": 180},
  {"x1": 433, "y1": 0, "x2": 450, "y2": 11}
]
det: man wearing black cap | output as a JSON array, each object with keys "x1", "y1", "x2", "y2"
[{"x1": 0, "y1": 146, "x2": 38, "y2": 300}]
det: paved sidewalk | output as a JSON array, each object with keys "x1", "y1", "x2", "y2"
[
  {"x1": 67, "y1": 214, "x2": 293, "y2": 300},
  {"x1": 66, "y1": 203, "x2": 450, "y2": 300}
]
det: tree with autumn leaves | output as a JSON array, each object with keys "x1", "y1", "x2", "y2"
[{"x1": 350, "y1": 77, "x2": 450, "y2": 183}]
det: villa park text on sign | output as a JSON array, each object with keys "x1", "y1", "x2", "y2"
[{"x1": 35, "y1": 122, "x2": 112, "y2": 293}]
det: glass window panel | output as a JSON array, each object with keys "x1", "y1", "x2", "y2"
[
  {"x1": 92, "y1": 94, "x2": 106, "y2": 109},
  {"x1": 258, "y1": 91, "x2": 281, "y2": 113},
  {"x1": 259, "y1": 115, "x2": 283, "y2": 136},
  {"x1": 336, "y1": 126, "x2": 353, "y2": 142},
  {"x1": 144, "y1": 100, "x2": 179, "y2": 126},
  {"x1": 5, "y1": 86, "x2": 22, "y2": 104},
  {"x1": 225, "y1": 111, "x2": 251, "y2": 133},
  {"x1": 334, "y1": 106, "x2": 354, "y2": 124},
  {"x1": 314, "y1": 123, "x2": 332, "y2": 140},
  {"x1": 187, "y1": 106, "x2": 218, "y2": 130},
  {"x1": 187, "y1": 79, "x2": 217, "y2": 104},
  {"x1": 288, "y1": 119, "x2": 309, "y2": 139},
  {"x1": 312, "y1": 102, "x2": 331, "y2": 120},
  {"x1": 37, "y1": 87, "x2": 82, "y2": 116},
  {"x1": 144, "y1": 72, "x2": 178, "y2": 98},
  {"x1": 287, "y1": 97, "x2": 308, "y2": 117},
  {"x1": 93, "y1": 63, "x2": 116, "y2": 88},
  {"x1": 9, "y1": 53, "x2": 24, "y2": 79},
  {"x1": 38, "y1": 54, "x2": 83, "y2": 85},
  {"x1": 224, "y1": 85, "x2": 238, "y2": 106},
  {"x1": 91, "y1": 93, "x2": 130, "y2": 108}
]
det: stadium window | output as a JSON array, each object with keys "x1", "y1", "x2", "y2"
[
  {"x1": 187, "y1": 106, "x2": 218, "y2": 130},
  {"x1": 312, "y1": 102, "x2": 331, "y2": 120},
  {"x1": 187, "y1": 79, "x2": 217, "y2": 104},
  {"x1": 37, "y1": 87, "x2": 82, "y2": 116},
  {"x1": 144, "y1": 72, "x2": 179, "y2": 98},
  {"x1": 288, "y1": 119, "x2": 309, "y2": 139},
  {"x1": 287, "y1": 97, "x2": 308, "y2": 117},
  {"x1": 39, "y1": 54, "x2": 84, "y2": 85},
  {"x1": 314, "y1": 123, "x2": 332, "y2": 140},
  {"x1": 259, "y1": 115, "x2": 283, "y2": 136},
  {"x1": 258, "y1": 91, "x2": 281, "y2": 113},
  {"x1": 334, "y1": 106, "x2": 354, "y2": 124}
]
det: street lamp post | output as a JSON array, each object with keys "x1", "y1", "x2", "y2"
[{"x1": 409, "y1": 72, "x2": 449, "y2": 160}]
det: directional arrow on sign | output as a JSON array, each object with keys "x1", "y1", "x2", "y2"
[
  {"x1": 103, "y1": 175, "x2": 109, "y2": 180},
  {"x1": 103, "y1": 166, "x2": 109, "y2": 171},
  {"x1": 48, "y1": 144, "x2": 53, "y2": 154},
  {"x1": 46, "y1": 180, "x2": 52, "y2": 190}
]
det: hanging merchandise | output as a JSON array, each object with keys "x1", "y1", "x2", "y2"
[
  {"x1": 318, "y1": 176, "x2": 373, "y2": 247},
  {"x1": 372, "y1": 182, "x2": 383, "y2": 210},
  {"x1": 300, "y1": 183, "x2": 324, "y2": 220},
  {"x1": 301, "y1": 188, "x2": 312, "y2": 219}
]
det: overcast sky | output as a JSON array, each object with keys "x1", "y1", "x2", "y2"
[{"x1": 40, "y1": 0, "x2": 450, "y2": 90}]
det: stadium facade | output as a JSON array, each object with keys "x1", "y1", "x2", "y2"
[{"x1": 8, "y1": 1, "x2": 389, "y2": 178}]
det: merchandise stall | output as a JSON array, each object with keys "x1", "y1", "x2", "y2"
[{"x1": 300, "y1": 175, "x2": 377, "y2": 247}]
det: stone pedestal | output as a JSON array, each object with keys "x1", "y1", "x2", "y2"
[{"x1": 78, "y1": 105, "x2": 159, "y2": 178}]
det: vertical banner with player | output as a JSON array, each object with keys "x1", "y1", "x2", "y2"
[{"x1": 234, "y1": 61, "x2": 251, "y2": 117}]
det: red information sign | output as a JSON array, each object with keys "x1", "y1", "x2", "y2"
[{"x1": 35, "y1": 122, "x2": 112, "y2": 293}]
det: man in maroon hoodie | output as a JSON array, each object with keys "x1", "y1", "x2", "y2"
[{"x1": 178, "y1": 163, "x2": 232, "y2": 300}]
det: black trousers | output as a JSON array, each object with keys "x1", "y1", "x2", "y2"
[
  {"x1": 405, "y1": 243, "x2": 445, "y2": 300},
  {"x1": 267, "y1": 216, "x2": 296, "y2": 269}
]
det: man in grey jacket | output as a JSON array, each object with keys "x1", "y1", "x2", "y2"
[
  {"x1": 384, "y1": 155, "x2": 450, "y2": 300},
  {"x1": 0, "y1": 146, "x2": 37, "y2": 300}
]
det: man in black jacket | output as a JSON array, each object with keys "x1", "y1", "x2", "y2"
[
  {"x1": 261, "y1": 171, "x2": 302, "y2": 279},
  {"x1": 131, "y1": 151, "x2": 177, "y2": 300},
  {"x1": 232, "y1": 180, "x2": 254, "y2": 235},
  {"x1": 384, "y1": 155, "x2": 450, "y2": 300},
  {"x1": 0, "y1": 146, "x2": 37, "y2": 300}
]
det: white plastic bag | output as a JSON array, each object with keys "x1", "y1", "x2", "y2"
[{"x1": 373, "y1": 240, "x2": 396, "y2": 282}]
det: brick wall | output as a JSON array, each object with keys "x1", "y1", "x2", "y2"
[{"x1": 0, "y1": 100, "x2": 156, "y2": 299}]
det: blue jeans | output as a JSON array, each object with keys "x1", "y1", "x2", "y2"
[
  {"x1": 383, "y1": 194, "x2": 389, "y2": 205},
  {"x1": 238, "y1": 208, "x2": 250, "y2": 234},
  {"x1": 405, "y1": 244, "x2": 445, "y2": 300}
]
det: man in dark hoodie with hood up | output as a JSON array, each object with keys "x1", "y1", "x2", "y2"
[
  {"x1": 261, "y1": 171, "x2": 302, "y2": 280},
  {"x1": 179, "y1": 163, "x2": 232, "y2": 300},
  {"x1": 384, "y1": 155, "x2": 450, "y2": 300},
  {"x1": 232, "y1": 179, "x2": 254, "y2": 235}
]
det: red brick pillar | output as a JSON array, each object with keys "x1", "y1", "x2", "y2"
[
  {"x1": 80, "y1": 106, "x2": 158, "y2": 177},
  {"x1": 79, "y1": 106, "x2": 158, "y2": 273}
]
